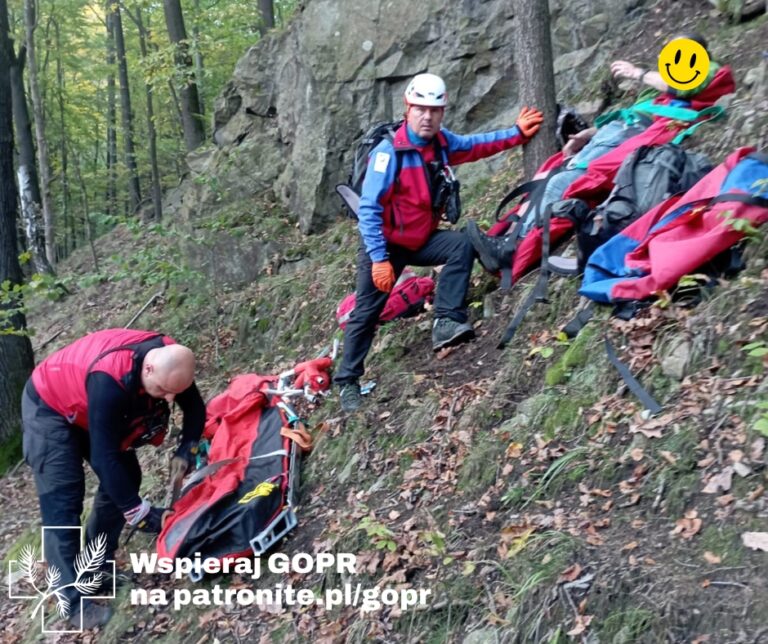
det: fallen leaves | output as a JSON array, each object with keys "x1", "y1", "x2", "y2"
[
  {"x1": 566, "y1": 614, "x2": 594, "y2": 636},
  {"x1": 505, "y1": 442, "x2": 523, "y2": 459},
  {"x1": 741, "y1": 532, "x2": 768, "y2": 552},
  {"x1": 659, "y1": 450, "x2": 678, "y2": 464},
  {"x1": 498, "y1": 524, "x2": 536, "y2": 559},
  {"x1": 558, "y1": 563, "x2": 582, "y2": 583},
  {"x1": 671, "y1": 509, "x2": 702, "y2": 540},
  {"x1": 629, "y1": 414, "x2": 667, "y2": 438},
  {"x1": 703, "y1": 551, "x2": 722, "y2": 564},
  {"x1": 702, "y1": 467, "x2": 733, "y2": 494}
]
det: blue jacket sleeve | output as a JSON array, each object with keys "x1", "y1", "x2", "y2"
[
  {"x1": 357, "y1": 139, "x2": 397, "y2": 263},
  {"x1": 442, "y1": 126, "x2": 527, "y2": 166}
]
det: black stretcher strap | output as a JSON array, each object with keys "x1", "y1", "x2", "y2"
[
  {"x1": 604, "y1": 336, "x2": 663, "y2": 414},
  {"x1": 495, "y1": 179, "x2": 543, "y2": 221},
  {"x1": 497, "y1": 203, "x2": 554, "y2": 348}
]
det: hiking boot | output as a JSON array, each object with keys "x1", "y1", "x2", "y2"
[
  {"x1": 69, "y1": 599, "x2": 113, "y2": 630},
  {"x1": 339, "y1": 382, "x2": 363, "y2": 413},
  {"x1": 466, "y1": 220, "x2": 516, "y2": 273},
  {"x1": 432, "y1": 318, "x2": 475, "y2": 352},
  {"x1": 95, "y1": 566, "x2": 132, "y2": 596}
]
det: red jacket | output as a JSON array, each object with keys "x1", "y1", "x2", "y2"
[
  {"x1": 359, "y1": 122, "x2": 527, "y2": 258},
  {"x1": 32, "y1": 328, "x2": 173, "y2": 429}
]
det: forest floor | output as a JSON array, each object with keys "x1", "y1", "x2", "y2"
[{"x1": 2, "y1": 0, "x2": 768, "y2": 642}]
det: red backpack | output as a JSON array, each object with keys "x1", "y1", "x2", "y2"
[{"x1": 336, "y1": 271, "x2": 435, "y2": 329}]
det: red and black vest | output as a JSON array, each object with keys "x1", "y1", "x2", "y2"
[{"x1": 32, "y1": 328, "x2": 174, "y2": 449}]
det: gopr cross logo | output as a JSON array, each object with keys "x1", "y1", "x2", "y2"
[{"x1": 7, "y1": 527, "x2": 116, "y2": 633}]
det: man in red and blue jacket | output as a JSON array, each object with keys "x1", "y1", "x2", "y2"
[
  {"x1": 21, "y1": 328, "x2": 205, "y2": 629},
  {"x1": 334, "y1": 73, "x2": 543, "y2": 412}
]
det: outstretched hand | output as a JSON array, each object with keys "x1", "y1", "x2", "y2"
[
  {"x1": 610, "y1": 60, "x2": 644, "y2": 81},
  {"x1": 516, "y1": 106, "x2": 544, "y2": 138},
  {"x1": 562, "y1": 128, "x2": 595, "y2": 158}
]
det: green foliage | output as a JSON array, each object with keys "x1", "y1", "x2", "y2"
[
  {"x1": 357, "y1": 516, "x2": 397, "y2": 552},
  {"x1": 1, "y1": 272, "x2": 65, "y2": 335},
  {"x1": 544, "y1": 326, "x2": 596, "y2": 386},
  {"x1": 502, "y1": 447, "x2": 588, "y2": 508},
  {"x1": 597, "y1": 608, "x2": 657, "y2": 641},
  {"x1": 6, "y1": 0, "x2": 301, "y2": 265},
  {"x1": 106, "y1": 219, "x2": 204, "y2": 293},
  {"x1": 750, "y1": 387, "x2": 768, "y2": 437},
  {"x1": 741, "y1": 340, "x2": 768, "y2": 434},
  {"x1": 742, "y1": 340, "x2": 768, "y2": 358},
  {"x1": 720, "y1": 209, "x2": 763, "y2": 240},
  {"x1": 0, "y1": 281, "x2": 26, "y2": 334},
  {"x1": 0, "y1": 432, "x2": 23, "y2": 476}
]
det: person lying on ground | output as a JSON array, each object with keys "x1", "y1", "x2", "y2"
[{"x1": 467, "y1": 32, "x2": 733, "y2": 274}]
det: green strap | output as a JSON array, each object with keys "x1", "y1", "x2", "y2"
[
  {"x1": 630, "y1": 99, "x2": 702, "y2": 122},
  {"x1": 670, "y1": 106, "x2": 726, "y2": 144},
  {"x1": 594, "y1": 107, "x2": 638, "y2": 129},
  {"x1": 579, "y1": 101, "x2": 726, "y2": 169}
]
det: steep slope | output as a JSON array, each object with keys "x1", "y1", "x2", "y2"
[{"x1": 2, "y1": 0, "x2": 768, "y2": 642}]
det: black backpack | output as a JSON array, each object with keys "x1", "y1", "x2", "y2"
[
  {"x1": 335, "y1": 120, "x2": 461, "y2": 223},
  {"x1": 335, "y1": 120, "x2": 403, "y2": 219},
  {"x1": 572, "y1": 144, "x2": 713, "y2": 269}
]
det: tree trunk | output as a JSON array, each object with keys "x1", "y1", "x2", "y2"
[
  {"x1": 70, "y1": 144, "x2": 100, "y2": 273},
  {"x1": 191, "y1": 0, "x2": 204, "y2": 115},
  {"x1": 0, "y1": 0, "x2": 35, "y2": 448},
  {"x1": 131, "y1": 6, "x2": 162, "y2": 220},
  {"x1": 258, "y1": 0, "x2": 274, "y2": 35},
  {"x1": 105, "y1": 4, "x2": 117, "y2": 220},
  {"x1": 53, "y1": 18, "x2": 71, "y2": 255},
  {"x1": 24, "y1": 0, "x2": 56, "y2": 265},
  {"x1": 162, "y1": 0, "x2": 206, "y2": 151},
  {"x1": 110, "y1": 1, "x2": 141, "y2": 214},
  {"x1": 511, "y1": 0, "x2": 558, "y2": 179},
  {"x1": 10, "y1": 44, "x2": 54, "y2": 275}
]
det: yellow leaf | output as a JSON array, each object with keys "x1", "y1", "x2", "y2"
[
  {"x1": 506, "y1": 528, "x2": 535, "y2": 558},
  {"x1": 505, "y1": 442, "x2": 523, "y2": 459}
]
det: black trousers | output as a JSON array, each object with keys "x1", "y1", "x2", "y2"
[
  {"x1": 334, "y1": 229, "x2": 474, "y2": 385},
  {"x1": 21, "y1": 380, "x2": 140, "y2": 603}
]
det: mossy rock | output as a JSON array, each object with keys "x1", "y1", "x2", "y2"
[{"x1": 545, "y1": 323, "x2": 599, "y2": 386}]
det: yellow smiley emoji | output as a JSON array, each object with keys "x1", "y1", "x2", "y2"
[{"x1": 657, "y1": 38, "x2": 710, "y2": 91}]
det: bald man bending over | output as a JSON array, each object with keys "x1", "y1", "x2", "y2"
[{"x1": 21, "y1": 329, "x2": 205, "y2": 629}]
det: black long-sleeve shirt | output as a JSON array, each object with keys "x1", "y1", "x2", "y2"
[{"x1": 86, "y1": 372, "x2": 205, "y2": 513}]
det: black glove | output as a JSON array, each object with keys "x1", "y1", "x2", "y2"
[
  {"x1": 135, "y1": 506, "x2": 168, "y2": 534},
  {"x1": 174, "y1": 440, "x2": 199, "y2": 472}
]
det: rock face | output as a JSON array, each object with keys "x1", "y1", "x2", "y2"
[{"x1": 171, "y1": 0, "x2": 646, "y2": 239}]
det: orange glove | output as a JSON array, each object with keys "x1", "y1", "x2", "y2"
[
  {"x1": 516, "y1": 106, "x2": 544, "y2": 138},
  {"x1": 371, "y1": 261, "x2": 395, "y2": 293}
]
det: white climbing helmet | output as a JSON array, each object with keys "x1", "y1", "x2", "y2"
[{"x1": 404, "y1": 73, "x2": 448, "y2": 107}]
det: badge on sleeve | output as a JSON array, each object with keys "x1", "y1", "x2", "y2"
[{"x1": 373, "y1": 152, "x2": 390, "y2": 174}]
